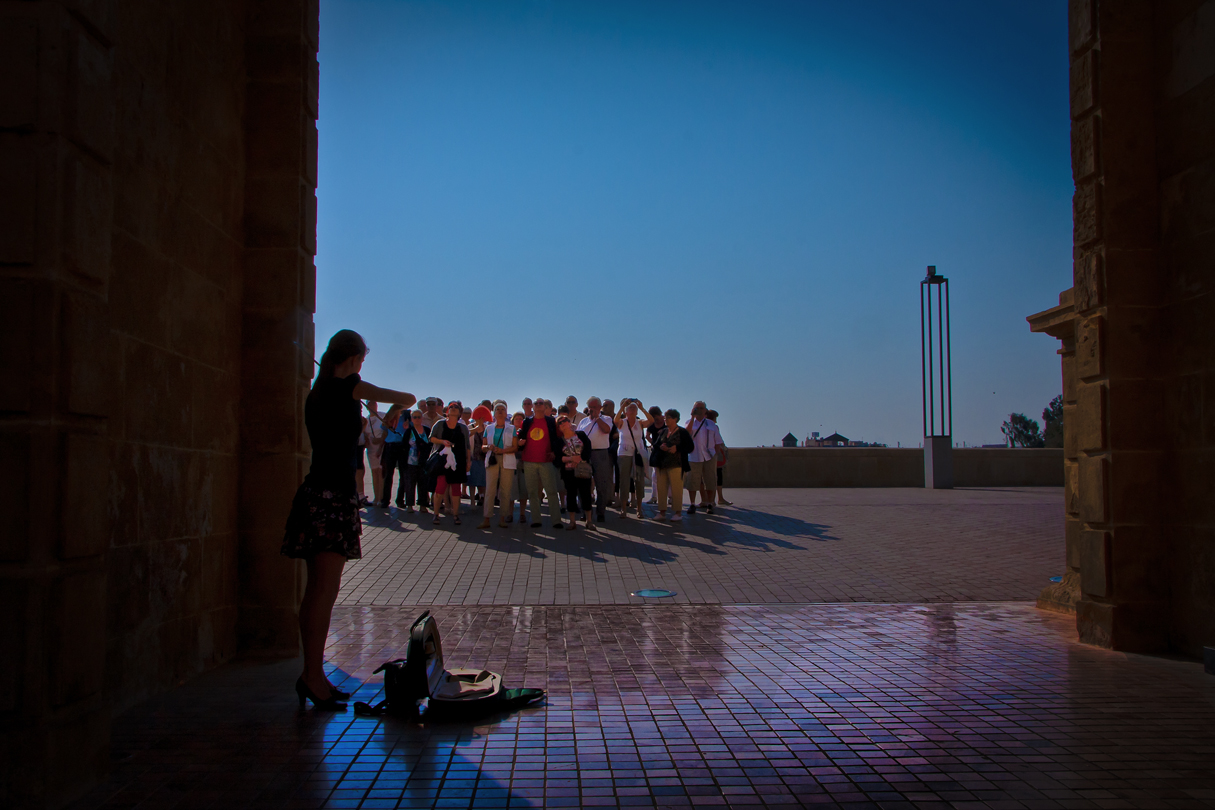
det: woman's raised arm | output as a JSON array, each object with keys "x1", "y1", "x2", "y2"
[{"x1": 353, "y1": 382, "x2": 416, "y2": 409}]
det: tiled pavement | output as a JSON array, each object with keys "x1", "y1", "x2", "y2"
[
  {"x1": 341, "y1": 488, "x2": 1064, "y2": 605},
  {"x1": 70, "y1": 488, "x2": 1215, "y2": 809},
  {"x1": 74, "y1": 604, "x2": 1215, "y2": 809}
]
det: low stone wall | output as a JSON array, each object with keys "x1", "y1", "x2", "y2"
[{"x1": 723, "y1": 447, "x2": 1063, "y2": 488}]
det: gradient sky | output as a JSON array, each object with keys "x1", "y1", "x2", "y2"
[{"x1": 315, "y1": 0, "x2": 1072, "y2": 448}]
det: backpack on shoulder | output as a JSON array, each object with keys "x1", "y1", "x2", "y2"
[{"x1": 353, "y1": 611, "x2": 545, "y2": 720}]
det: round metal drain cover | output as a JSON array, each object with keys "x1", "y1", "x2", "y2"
[{"x1": 632, "y1": 588, "x2": 676, "y2": 598}]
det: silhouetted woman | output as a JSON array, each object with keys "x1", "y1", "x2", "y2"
[{"x1": 282, "y1": 330, "x2": 415, "y2": 708}]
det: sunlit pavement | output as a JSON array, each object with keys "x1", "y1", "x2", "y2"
[
  {"x1": 344, "y1": 488, "x2": 1064, "y2": 605},
  {"x1": 72, "y1": 488, "x2": 1215, "y2": 809}
]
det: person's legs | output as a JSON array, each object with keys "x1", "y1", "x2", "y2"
[
  {"x1": 650, "y1": 466, "x2": 659, "y2": 503},
  {"x1": 402, "y1": 463, "x2": 417, "y2": 507},
  {"x1": 369, "y1": 448, "x2": 384, "y2": 505},
  {"x1": 539, "y1": 463, "x2": 562, "y2": 526},
  {"x1": 697, "y1": 460, "x2": 715, "y2": 507},
  {"x1": 483, "y1": 463, "x2": 500, "y2": 519},
  {"x1": 577, "y1": 477, "x2": 594, "y2": 515},
  {"x1": 590, "y1": 449, "x2": 612, "y2": 520},
  {"x1": 498, "y1": 468, "x2": 514, "y2": 524},
  {"x1": 516, "y1": 473, "x2": 527, "y2": 520},
  {"x1": 687, "y1": 461, "x2": 704, "y2": 506},
  {"x1": 393, "y1": 452, "x2": 409, "y2": 505},
  {"x1": 631, "y1": 461, "x2": 647, "y2": 514},
  {"x1": 523, "y1": 462, "x2": 544, "y2": 525},
  {"x1": 378, "y1": 444, "x2": 396, "y2": 506},
  {"x1": 616, "y1": 456, "x2": 633, "y2": 511},
  {"x1": 416, "y1": 466, "x2": 430, "y2": 510},
  {"x1": 670, "y1": 469, "x2": 685, "y2": 518},
  {"x1": 299, "y1": 551, "x2": 346, "y2": 697},
  {"x1": 655, "y1": 468, "x2": 671, "y2": 517}
]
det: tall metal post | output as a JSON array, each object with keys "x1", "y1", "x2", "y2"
[{"x1": 921, "y1": 266, "x2": 953, "y2": 488}]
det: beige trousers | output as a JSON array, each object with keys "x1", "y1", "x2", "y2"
[
  {"x1": 484, "y1": 463, "x2": 515, "y2": 519},
  {"x1": 655, "y1": 467, "x2": 684, "y2": 514}
]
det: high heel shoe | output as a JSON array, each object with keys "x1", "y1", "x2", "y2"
[{"x1": 295, "y1": 677, "x2": 346, "y2": 710}]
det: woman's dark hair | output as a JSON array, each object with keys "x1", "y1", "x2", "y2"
[
  {"x1": 665, "y1": 409, "x2": 680, "y2": 421},
  {"x1": 648, "y1": 406, "x2": 662, "y2": 417},
  {"x1": 317, "y1": 330, "x2": 367, "y2": 380},
  {"x1": 707, "y1": 409, "x2": 719, "y2": 420}
]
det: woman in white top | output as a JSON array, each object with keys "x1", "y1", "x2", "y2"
[
  {"x1": 478, "y1": 401, "x2": 519, "y2": 528},
  {"x1": 614, "y1": 399, "x2": 654, "y2": 517}
]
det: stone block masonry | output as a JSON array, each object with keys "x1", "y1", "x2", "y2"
[
  {"x1": 1028, "y1": 0, "x2": 1215, "y2": 656},
  {"x1": 0, "y1": 1, "x2": 318, "y2": 807}
]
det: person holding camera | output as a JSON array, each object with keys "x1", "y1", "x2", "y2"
[
  {"x1": 577, "y1": 396, "x2": 615, "y2": 522},
  {"x1": 615, "y1": 398, "x2": 654, "y2": 517}
]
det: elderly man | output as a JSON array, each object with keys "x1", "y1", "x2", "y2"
[
  {"x1": 685, "y1": 401, "x2": 725, "y2": 514},
  {"x1": 518, "y1": 399, "x2": 565, "y2": 529},
  {"x1": 577, "y1": 396, "x2": 615, "y2": 522},
  {"x1": 420, "y1": 397, "x2": 441, "y2": 429}
]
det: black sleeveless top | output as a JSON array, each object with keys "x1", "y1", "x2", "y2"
[{"x1": 304, "y1": 373, "x2": 362, "y2": 493}]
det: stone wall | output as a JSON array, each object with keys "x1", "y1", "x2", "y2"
[
  {"x1": 0, "y1": 1, "x2": 317, "y2": 806},
  {"x1": 104, "y1": 0, "x2": 246, "y2": 718},
  {"x1": 725, "y1": 448, "x2": 1064, "y2": 489},
  {"x1": 1028, "y1": 0, "x2": 1214, "y2": 654}
]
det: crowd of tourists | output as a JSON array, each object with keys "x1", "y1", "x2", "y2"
[
  {"x1": 358, "y1": 393, "x2": 729, "y2": 530},
  {"x1": 281, "y1": 329, "x2": 731, "y2": 709}
]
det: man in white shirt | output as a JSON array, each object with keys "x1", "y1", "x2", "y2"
[
  {"x1": 577, "y1": 396, "x2": 615, "y2": 521},
  {"x1": 685, "y1": 401, "x2": 725, "y2": 514},
  {"x1": 420, "y1": 398, "x2": 441, "y2": 429}
]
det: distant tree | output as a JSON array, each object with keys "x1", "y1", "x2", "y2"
[
  {"x1": 1001, "y1": 413, "x2": 1044, "y2": 448},
  {"x1": 1042, "y1": 395, "x2": 1063, "y2": 448}
]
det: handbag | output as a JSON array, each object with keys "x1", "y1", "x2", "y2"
[{"x1": 574, "y1": 460, "x2": 593, "y2": 479}]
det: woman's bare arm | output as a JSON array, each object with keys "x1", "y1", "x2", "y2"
[{"x1": 353, "y1": 381, "x2": 416, "y2": 409}]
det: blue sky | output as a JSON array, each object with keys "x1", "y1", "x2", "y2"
[{"x1": 315, "y1": 0, "x2": 1072, "y2": 447}]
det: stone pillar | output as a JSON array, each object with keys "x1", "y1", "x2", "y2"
[
  {"x1": 238, "y1": 0, "x2": 319, "y2": 654},
  {"x1": 1065, "y1": 0, "x2": 1171, "y2": 651},
  {"x1": 0, "y1": 2, "x2": 114, "y2": 805}
]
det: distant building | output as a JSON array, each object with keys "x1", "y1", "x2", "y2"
[
  {"x1": 781, "y1": 432, "x2": 799, "y2": 447},
  {"x1": 799, "y1": 431, "x2": 888, "y2": 448}
]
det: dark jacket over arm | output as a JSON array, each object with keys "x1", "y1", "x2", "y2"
[{"x1": 650, "y1": 426, "x2": 695, "y2": 474}]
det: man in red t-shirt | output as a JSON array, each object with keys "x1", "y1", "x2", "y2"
[{"x1": 518, "y1": 407, "x2": 564, "y2": 529}]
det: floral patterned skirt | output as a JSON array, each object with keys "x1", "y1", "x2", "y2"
[{"x1": 281, "y1": 483, "x2": 362, "y2": 560}]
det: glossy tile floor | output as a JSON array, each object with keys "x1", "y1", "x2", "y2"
[{"x1": 75, "y1": 604, "x2": 1215, "y2": 809}]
